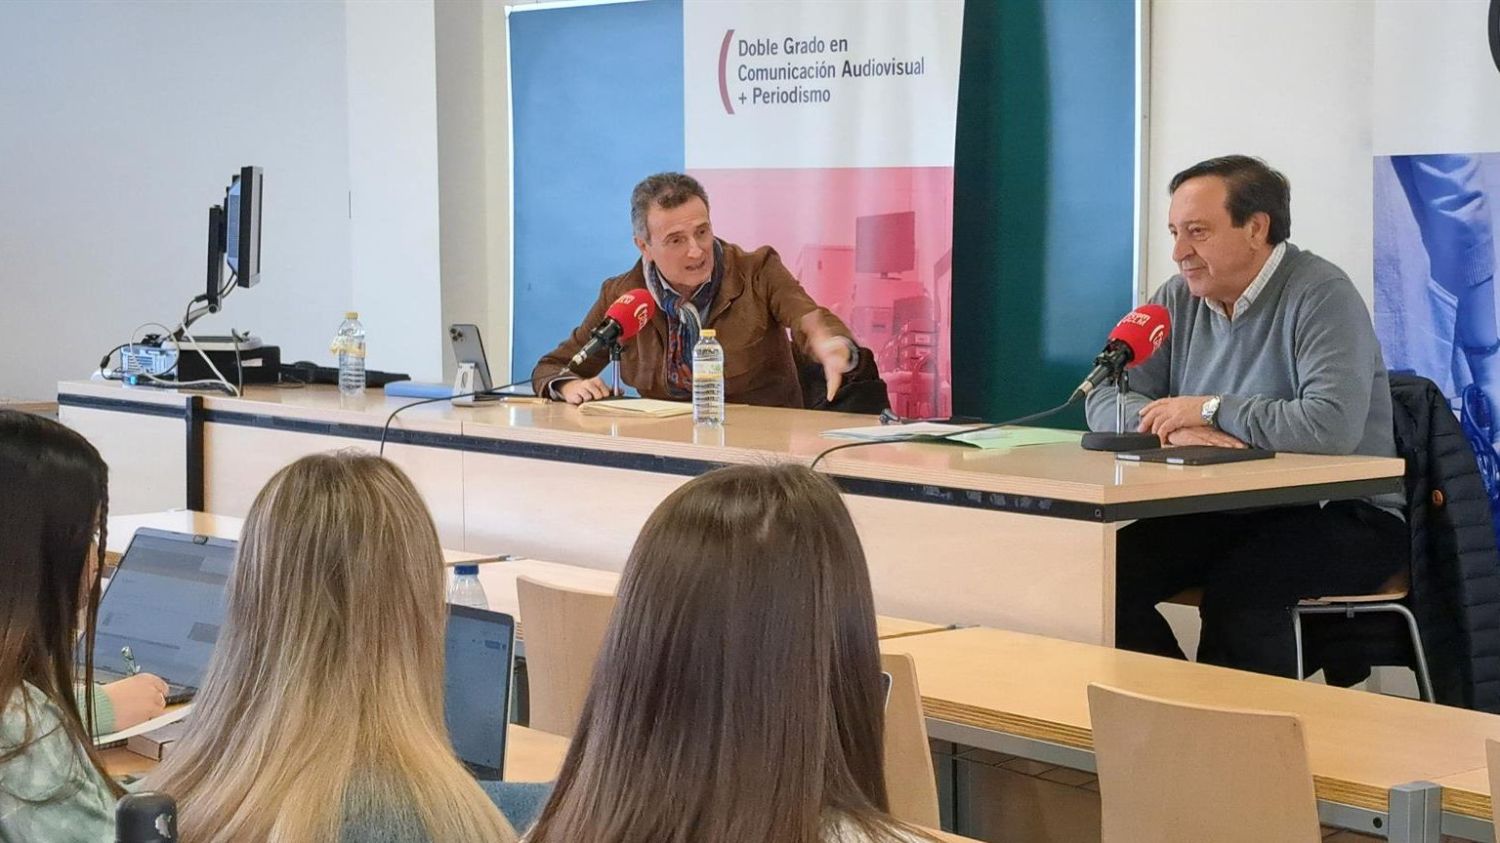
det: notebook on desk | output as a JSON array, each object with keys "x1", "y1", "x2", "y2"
[
  {"x1": 578, "y1": 398, "x2": 692, "y2": 418},
  {"x1": 86, "y1": 528, "x2": 236, "y2": 717},
  {"x1": 444, "y1": 604, "x2": 516, "y2": 780}
]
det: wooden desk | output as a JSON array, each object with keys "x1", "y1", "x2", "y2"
[
  {"x1": 62, "y1": 380, "x2": 1403, "y2": 645},
  {"x1": 1436, "y1": 766, "x2": 1492, "y2": 833},
  {"x1": 103, "y1": 723, "x2": 568, "y2": 783},
  {"x1": 104, "y1": 511, "x2": 500, "y2": 568},
  {"x1": 881, "y1": 627, "x2": 1500, "y2": 842},
  {"x1": 473, "y1": 556, "x2": 947, "y2": 641}
]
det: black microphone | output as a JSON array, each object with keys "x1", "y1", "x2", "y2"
[
  {"x1": 1069, "y1": 304, "x2": 1172, "y2": 402},
  {"x1": 566, "y1": 289, "x2": 658, "y2": 373},
  {"x1": 1073, "y1": 340, "x2": 1133, "y2": 402},
  {"x1": 116, "y1": 792, "x2": 177, "y2": 843}
]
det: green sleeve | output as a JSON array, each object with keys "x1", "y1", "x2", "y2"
[
  {"x1": 75, "y1": 683, "x2": 116, "y2": 737},
  {"x1": 1, "y1": 684, "x2": 116, "y2": 843}
]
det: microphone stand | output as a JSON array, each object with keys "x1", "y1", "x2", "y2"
[
  {"x1": 608, "y1": 340, "x2": 624, "y2": 398},
  {"x1": 1080, "y1": 368, "x2": 1162, "y2": 452}
]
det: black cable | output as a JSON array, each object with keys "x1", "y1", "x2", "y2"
[
  {"x1": 378, "y1": 378, "x2": 535, "y2": 456},
  {"x1": 809, "y1": 398, "x2": 1080, "y2": 471}
]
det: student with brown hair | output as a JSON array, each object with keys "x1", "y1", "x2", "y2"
[
  {"x1": 528, "y1": 463, "x2": 935, "y2": 843},
  {"x1": 0, "y1": 410, "x2": 125, "y2": 841},
  {"x1": 146, "y1": 453, "x2": 519, "y2": 843}
]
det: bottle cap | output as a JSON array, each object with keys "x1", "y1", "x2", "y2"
[
  {"x1": 345, "y1": 311, "x2": 359, "y2": 319},
  {"x1": 700, "y1": 329, "x2": 716, "y2": 338},
  {"x1": 454, "y1": 564, "x2": 479, "y2": 576}
]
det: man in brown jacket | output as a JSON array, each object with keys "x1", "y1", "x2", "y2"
[{"x1": 530, "y1": 172, "x2": 860, "y2": 409}]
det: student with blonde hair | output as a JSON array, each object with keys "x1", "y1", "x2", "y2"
[
  {"x1": 147, "y1": 453, "x2": 518, "y2": 843},
  {"x1": 528, "y1": 463, "x2": 936, "y2": 843}
]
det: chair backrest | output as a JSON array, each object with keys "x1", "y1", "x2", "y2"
[
  {"x1": 880, "y1": 652, "x2": 940, "y2": 828},
  {"x1": 1487, "y1": 738, "x2": 1500, "y2": 828},
  {"x1": 1087, "y1": 684, "x2": 1321, "y2": 843},
  {"x1": 515, "y1": 576, "x2": 617, "y2": 738}
]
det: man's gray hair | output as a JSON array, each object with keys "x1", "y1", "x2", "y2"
[{"x1": 630, "y1": 173, "x2": 711, "y2": 242}]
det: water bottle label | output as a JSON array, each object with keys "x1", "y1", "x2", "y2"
[{"x1": 693, "y1": 362, "x2": 723, "y2": 379}]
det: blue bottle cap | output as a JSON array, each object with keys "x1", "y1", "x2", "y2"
[{"x1": 454, "y1": 564, "x2": 479, "y2": 576}]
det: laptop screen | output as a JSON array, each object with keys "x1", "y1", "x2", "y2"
[
  {"x1": 88, "y1": 528, "x2": 236, "y2": 690},
  {"x1": 444, "y1": 604, "x2": 515, "y2": 780}
]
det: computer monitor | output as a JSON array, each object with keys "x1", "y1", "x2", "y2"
[
  {"x1": 202, "y1": 165, "x2": 262, "y2": 316},
  {"x1": 226, "y1": 165, "x2": 263, "y2": 288},
  {"x1": 854, "y1": 210, "x2": 916, "y2": 277}
]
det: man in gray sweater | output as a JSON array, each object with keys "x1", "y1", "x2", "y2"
[{"x1": 1086, "y1": 155, "x2": 1407, "y2": 677}]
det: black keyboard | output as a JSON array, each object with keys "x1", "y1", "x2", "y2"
[{"x1": 280, "y1": 362, "x2": 411, "y2": 387}]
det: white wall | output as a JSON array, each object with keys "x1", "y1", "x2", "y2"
[
  {"x1": 1146, "y1": 0, "x2": 1374, "y2": 305},
  {"x1": 346, "y1": 0, "x2": 444, "y2": 382},
  {"x1": 0, "y1": 0, "x2": 444, "y2": 401},
  {"x1": 435, "y1": 0, "x2": 514, "y2": 383}
]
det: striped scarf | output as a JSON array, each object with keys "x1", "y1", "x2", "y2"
[{"x1": 645, "y1": 239, "x2": 725, "y2": 398}]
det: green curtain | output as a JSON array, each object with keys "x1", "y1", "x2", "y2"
[{"x1": 950, "y1": 0, "x2": 1136, "y2": 428}]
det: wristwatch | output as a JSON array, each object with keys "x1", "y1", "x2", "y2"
[{"x1": 1201, "y1": 395, "x2": 1222, "y2": 428}]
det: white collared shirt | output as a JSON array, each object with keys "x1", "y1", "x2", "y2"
[{"x1": 1206, "y1": 241, "x2": 1287, "y2": 320}]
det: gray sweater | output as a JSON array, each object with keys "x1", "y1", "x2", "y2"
[{"x1": 1085, "y1": 244, "x2": 1404, "y2": 514}]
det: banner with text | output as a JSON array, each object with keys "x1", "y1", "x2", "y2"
[
  {"x1": 1372, "y1": 0, "x2": 1500, "y2": 540},
  {"x1": 509, "y1": 0, "x2": 964, "y2": 415}
]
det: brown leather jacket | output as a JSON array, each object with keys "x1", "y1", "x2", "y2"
[{"x1": 531, "y1": 241, "x2": 854, "y2": 409}]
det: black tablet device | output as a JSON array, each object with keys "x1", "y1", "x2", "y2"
[{"x1": 1116, "y1": 446, "x2": 1276, "y2": 466}]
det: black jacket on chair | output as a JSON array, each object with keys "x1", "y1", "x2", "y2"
[
  {"x1": 795, "y1": 345, "x2": 891, "y2": 414},
  {"x1": 1308, "y1": 374, "x2": 1500, "y2": 711}
]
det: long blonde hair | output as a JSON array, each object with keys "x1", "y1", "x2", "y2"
[
  {"x1": 529, "y1": 463, "x2": 931, "y2": 843},
  {"x1": 146, "y1": 453, "x2": 515, "y2": 843}
]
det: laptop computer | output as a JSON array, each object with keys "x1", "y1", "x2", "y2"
[
  {"x1": 444, "y1": 603, "x2": 516, "y2": 781},
  {"x1": 87, "y1": 528, "x2": 236, "y2": 705}
]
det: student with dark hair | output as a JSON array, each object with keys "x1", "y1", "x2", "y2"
[
  {"x1": 528, "y1": 463, "x2": 936, "y2": 843},
  {"x1": 0, "y1": 410, "x2": 124, "y2": 840}
]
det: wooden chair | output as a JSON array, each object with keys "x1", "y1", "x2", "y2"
[
  {"x1": 514, "y1": 576, "x2": 617, "y2": 739},
  {"x1": 1086, "y1": 683, "x2": 1321, "y2": 843},
  {"x1": 880, "y1": 651, "x2": 941, "y2": 828}
]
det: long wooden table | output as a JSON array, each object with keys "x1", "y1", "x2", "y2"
[
  {"x1": 103, "y1": 511, "x2": 498, "y2": 567},
  {"x1": 880, "y1": 627, "x2": 1500, "y2": 842},
  {"x1": 60, "y1": 380, "x2": 1403, "y2": 646},
  {"x1": 103, "y1": 512, "x2": 949, "y2": 643}
]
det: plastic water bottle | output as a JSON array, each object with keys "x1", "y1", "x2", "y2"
[
  {"x1": 448, "y1": 564, "x2": 488, "y2": 609},
  {"x1": 334, "y1": 312, "x2": 366, "y2": 397},
  {"x1": 692, "y1": 328, "x2": 724, "y2": 426}
]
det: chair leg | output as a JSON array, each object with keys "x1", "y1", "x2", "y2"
[
  {"x1": 1388, "y1": 603, "x2": 1438, "y2": 703},
  {"x1": 1292, "y1": 607, "x2": 1306, "y2": 681},
  {"x1": 1293, "y1": 602, "x2": 1437, "y2": 703}
]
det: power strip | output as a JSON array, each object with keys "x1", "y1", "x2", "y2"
[{"x1": 120, "y1": 344, "x2": 178, "y2": 376}]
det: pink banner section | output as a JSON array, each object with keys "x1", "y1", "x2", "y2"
[{"x1": 691, "y1": 167, "x2": 954, "y2": 417}]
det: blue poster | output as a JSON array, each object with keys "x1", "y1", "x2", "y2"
[{"x1": 1375, "y1": 153, "x2": 1500, "y2": 538}]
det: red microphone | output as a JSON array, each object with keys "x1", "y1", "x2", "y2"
[
  {"x1": 1070, "y1": 304, "x2": 1170, "y2": 402},
  {"x1": 566, "y1": 288, "x2": 658, "y2": 373}
]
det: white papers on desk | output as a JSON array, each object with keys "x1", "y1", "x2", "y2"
[
  {"x1": 821, "y1": 423, "x2": 1083, "y2": 451},
  {"x1": 820, "y1": 422, "x2": 978, "y2": 442},
  {"x1": 93, "y1": 704, "x2": 193, "y2": 748}
]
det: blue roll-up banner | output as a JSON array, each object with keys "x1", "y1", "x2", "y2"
[{"x1": 1374, "y1": 0, "x2": 1500, "y2": 548}]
